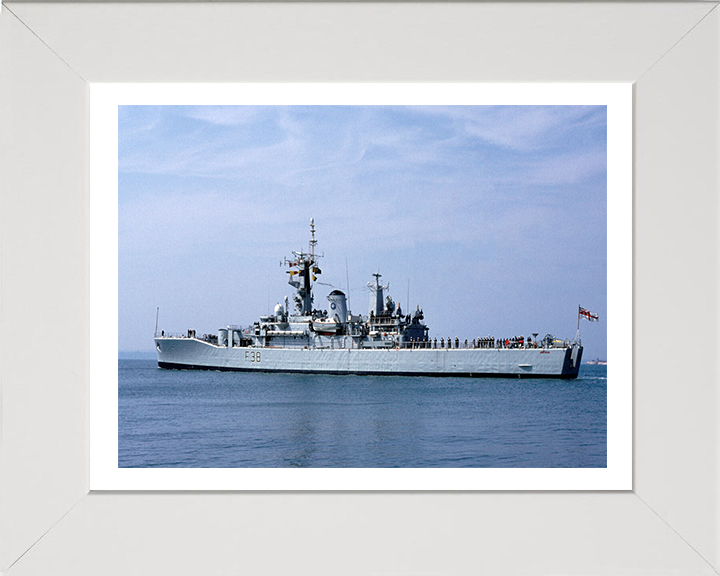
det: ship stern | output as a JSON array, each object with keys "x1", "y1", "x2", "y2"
[{"x1": 562, "y1": 343, "x2": 583, "y2": 378}]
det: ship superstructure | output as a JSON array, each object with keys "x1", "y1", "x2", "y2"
[{"x1": 155, "y1": 220, "x2": 583, "y2": 378}]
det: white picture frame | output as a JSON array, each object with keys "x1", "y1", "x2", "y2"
[{"x1": 1, "y1": 2, "x2": 718, "y2": 574}]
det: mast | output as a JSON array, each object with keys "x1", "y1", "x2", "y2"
[
  {"x1": 309, "y1": 218, "x2": 317, "y2": 258},
  {"x1": 286, "y1": 218, "x2": 322, "y2": 316},
  {"x1": 345, "y1": 256, "x2": 351, "y2": 313},
  {"x1": 368, "y1": 272, "x2": 388, "y2": 315}
]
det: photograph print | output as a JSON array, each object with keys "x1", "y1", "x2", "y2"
[{"x1": 118, "y1": 100, "x2": 609, "y2": 470}]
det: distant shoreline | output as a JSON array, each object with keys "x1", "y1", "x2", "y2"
[{"x1": 119, "y1": 351, "x2": 156, "y2": 360}]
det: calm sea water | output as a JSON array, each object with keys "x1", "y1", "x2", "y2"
[{"x1": 118, "y1": 359, "x2": 606, "y2": 468}]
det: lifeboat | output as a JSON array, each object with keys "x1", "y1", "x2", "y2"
[{"x1": 311, "y1": 318, "x2": 340, "y2": 335}]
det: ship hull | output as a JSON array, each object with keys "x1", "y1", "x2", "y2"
[{"x1": 155, "y1": 337, "x2": 582, "y2": 379}]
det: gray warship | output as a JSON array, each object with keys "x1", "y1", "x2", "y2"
[{"x1": 155, "y1": 220, "x2": 583, "y2": 378}]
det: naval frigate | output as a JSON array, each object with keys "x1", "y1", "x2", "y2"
[{"x1": 155, "y1": 219, "x2": 583, "y2": 378}]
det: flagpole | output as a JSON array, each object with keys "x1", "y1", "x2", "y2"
[{"x1": 576, "y1": 305, "x2": 581, "y2": 342}]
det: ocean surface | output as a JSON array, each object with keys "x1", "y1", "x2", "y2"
[{"x1": 118, "y1": 359, "x2": 607, "y2": 468}]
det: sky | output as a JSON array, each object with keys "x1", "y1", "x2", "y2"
[{"x1": 119, "y1": 104, "x2": 607, "y2": 359}]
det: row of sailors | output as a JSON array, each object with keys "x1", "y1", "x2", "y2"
[{"x1": 403, "y1": 336, "x2": 539, "y2": 349}]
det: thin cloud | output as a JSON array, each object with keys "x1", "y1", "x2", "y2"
[
  {"x1": 179, "y1": 105, "x2": 266, "y2": 126},
  {"x1": 410, "y1": 105, "x2": 605, "y2": 151}
]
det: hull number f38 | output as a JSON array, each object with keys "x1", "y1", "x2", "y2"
[{"x1": 245, "y1": 351, "x2": 261, "y2": 363}]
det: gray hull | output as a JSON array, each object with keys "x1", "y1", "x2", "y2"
[{"x1": 155, "y1": 337, "x2": 582, "y2": 379}]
